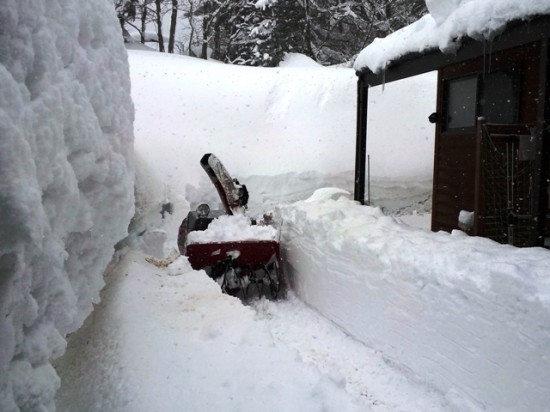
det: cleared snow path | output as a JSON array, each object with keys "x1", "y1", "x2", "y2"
[
  {"x1": 55, "y1": 250, "x2": 449, "y2": 411},
  {"x1": 252, "y1": 297, "x2": 450, "y2": 411}
]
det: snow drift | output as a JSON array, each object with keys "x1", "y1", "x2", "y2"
[
  {"x1": 278, "y1": 196, "x2": 550, "y2": 411},
  {"x1": 0, "y1": 1, "x2": 134, "y2": 410}
]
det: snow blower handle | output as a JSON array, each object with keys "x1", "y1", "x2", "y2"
[{"x1": 200, "y1": 153, "x2": 249, "y2": 215}]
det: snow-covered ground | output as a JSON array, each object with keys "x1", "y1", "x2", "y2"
[
  {"x1": 53, "y1": 44, "x2": 550, "y2": 412},
  {"x1": 54, "y1": 251, "x2": 450, "y2": 412}
]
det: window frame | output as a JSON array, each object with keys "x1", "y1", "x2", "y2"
[{"x1": 441, "y1": 66, "x2": 521, "y2": 135}]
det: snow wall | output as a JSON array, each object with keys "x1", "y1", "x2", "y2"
[
  {"x1": 278, "y1": 198, "x2": 550, "y2": 412},
  {"x1": 0, "y1": 1, "x2": 134, "y2": 410}
]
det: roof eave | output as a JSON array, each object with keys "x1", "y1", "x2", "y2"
[{"x1": 357, "y1": 14, "x2": 550, "y2": 87}]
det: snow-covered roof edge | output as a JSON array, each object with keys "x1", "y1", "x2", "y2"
[{"x1": 354, "y1": 0, "x2": 550, "y2": 74}]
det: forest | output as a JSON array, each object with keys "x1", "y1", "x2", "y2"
[{"x1": 115, "y1": 0, "x2": 426, "y2": 66}]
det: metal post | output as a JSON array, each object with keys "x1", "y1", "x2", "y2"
[
  {"x1": 367, "y1": 154, "x2": 371, "y2": 206},
  {"x1": 532, "y1": 38, "x2": 550, "y2": 246},
  {"x1": 354, "y1": 76, "x2": 368, "y2": 204}
]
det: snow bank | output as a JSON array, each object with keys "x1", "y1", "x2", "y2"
[
  {"x1": 0, "y1": 1, "x2": 134, "y2": 410},
  {"x1": 354, "y1": 0, "x2": 550, "y2": 74},
  {"x1": 278, "y1": 198, "x2": 550, "y2": 411}
]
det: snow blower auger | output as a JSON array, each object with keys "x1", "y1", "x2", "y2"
[{"x1": 178, "y1": 154, "x2": 284, "y2": 300}]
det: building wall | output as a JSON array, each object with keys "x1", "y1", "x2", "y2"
[{"x1": 431, "y1": 42, "x2": 542, "y2": 236}]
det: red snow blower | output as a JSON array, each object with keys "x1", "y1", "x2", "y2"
[{"x1": 178, "y1": 154, "x2": 284, "y2": 299}]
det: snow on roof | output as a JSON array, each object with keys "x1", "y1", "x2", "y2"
[{"x1": 354, "y1": 0, "x2": 550, "y2": 74}]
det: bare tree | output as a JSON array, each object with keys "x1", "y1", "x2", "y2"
[
  {"x1": 168, "y1": 0, "x2": 178, "y2": 53},
  {"x1": 180, "y1": 0, "x2": 202, "y2": 56}
]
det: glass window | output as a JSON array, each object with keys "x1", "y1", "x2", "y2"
[
  {"x1": 446, "y1": 76, "x2": 478, "y2": 130},
  {"x1": 478, "y1": 70, "x2": 518, "y2": 124}
]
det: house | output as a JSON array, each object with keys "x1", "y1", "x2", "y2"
[{"x1": 354, "y1": 0, "x2": 550, "y2": 247}]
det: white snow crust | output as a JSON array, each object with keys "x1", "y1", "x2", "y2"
[
  {"x1": 0, "y1": 1, "x2": 134, "y2": 410},
  {"x1": 354, "y1": 0, "x2": 550, "y2": 74}
]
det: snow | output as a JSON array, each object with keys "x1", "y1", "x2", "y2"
[
  {"x1": 3, "y1": 1, "x2": 550, "y2": 410},
  {"x1": 279, "y1": 52, "x2": 324, "y2": 68},
  {"x1": 130, "y1": 49, "x2": 357, "y2": 188},
  {"x1": 255, "y1": 0, "x2": 278, "y2": 10},
  {"x1": 354, "y1": 0, "x2": 550, "y2": 74},
  {"x1": 304, "y1": 187, "x2": 351, "y2": 202},
  {"x1": 458, "y1": 209, "x2": 475, "y2": 231},
  {"x1": 186, "y1": 214, "x2": 278, "y2": 243},
  {"x1": 55, "y1": 47, "x2": 550, "y2": 412},
  {"x1": 51, "y1": 49, "x2": 453, "y2": 411},
  {"x1": 55, "y1": 252, "x2": 452, "y2": 411},
  {"x1": 277, "y1": 197, "x2": 550, "y2": 410},
  {"x1": 129, "y1": 48, "x2": 436, "y2": 224},
  {"x1": 1, "y1": 0, "x2": 135, "y2": 410}
]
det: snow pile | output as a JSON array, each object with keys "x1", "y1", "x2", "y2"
[
  {"x1": 186, "y1": 214, "x2": 278, "y2": 244},
  {"x1": 304, "y1": 187, "x2": 351, "y2": 202},
  {"x1": 458, "y1": 209, "x2": 474, "y2": 231},
  {"x1": 279, "y1": 52, "x2": 324, "y2": 68},
  {"x1": 277, "y1": 197, "x2": 550, "y2": 411},
  {"x1": 365, "y1": 71, "x2": 436, "y2": 179},
  {"x1": 0, "y1": 1, "x2": 134, "y2": 410},
  {"x1": 354, "y1": 0, "x2": 550, "y2": 73}
]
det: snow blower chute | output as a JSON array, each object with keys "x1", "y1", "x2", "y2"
[{"x1": 178, "y1": 154, "x2": 283, "y2": 299}]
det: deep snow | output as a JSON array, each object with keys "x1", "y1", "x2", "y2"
[
  {"x1": 3, "y1": 0, "x2": 548, "y2": 409},
  {"x1": 54, "y1": 44, "x2": 550, "y2": 412},
  {"x1": 53, "y1": 49, "x2": 449, "y2": 411},
  {"x1": 0, "y1": 1, "x2": 134, "y2": 410}
]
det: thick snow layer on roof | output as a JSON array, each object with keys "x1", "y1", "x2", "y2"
[
  {"x1": 0, "y1": 0, "x2": 134, "y2": 410},
  {"x1": 354, "y1": 0, "x2": 550, "y2": 74}
]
